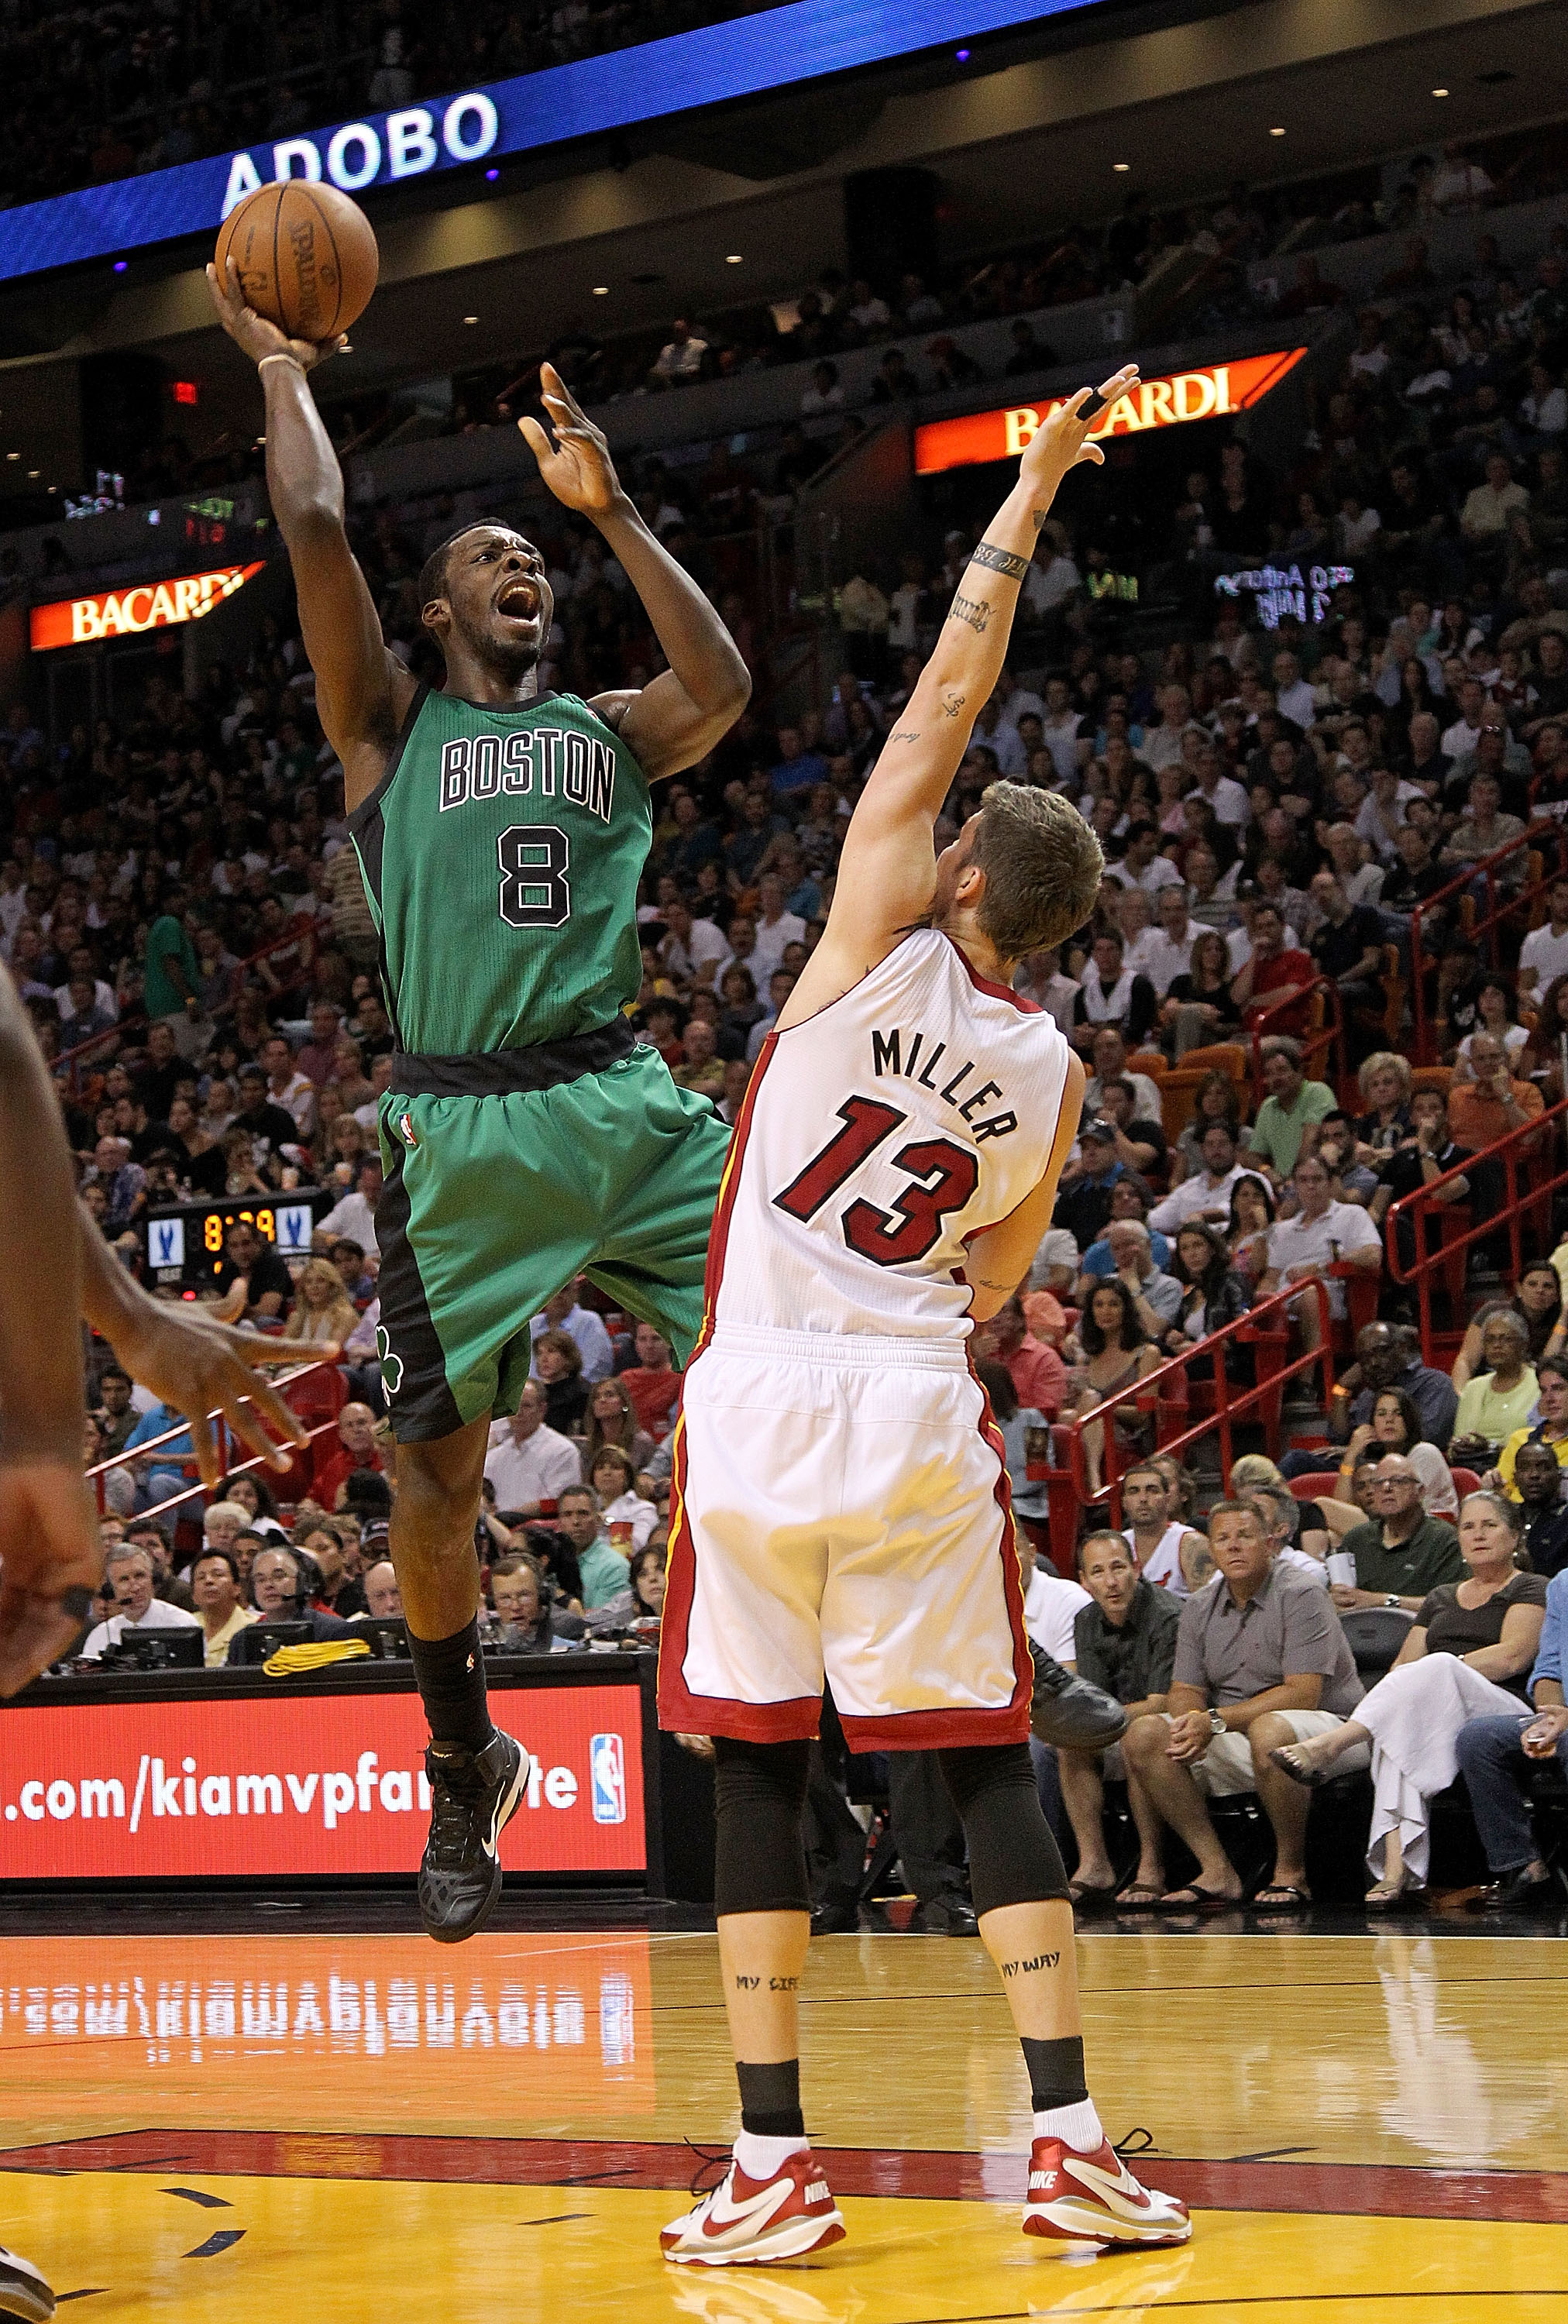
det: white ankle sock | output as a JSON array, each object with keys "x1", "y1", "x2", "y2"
[
  {"x1": 1033, "y1": 2099, "x2": 1105, "y2": 2154},
  {"x1": 734, "y1": 2129, "x2": 809, "y2": 2179}
]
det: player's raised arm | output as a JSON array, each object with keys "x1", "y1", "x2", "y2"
[
  {"x1": 207, "y1": 258, "x2": 413, "y2": 806},
  {"x1": 825, "y1": 366, "x2": 1137, "y2": 970},
  {"x1": 521, "y1": 365, "x2": 751, "y2": 779}
]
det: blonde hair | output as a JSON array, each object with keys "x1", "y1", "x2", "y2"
[
  {"x1": 1358, "y1": 1050, "x2": 1412, "y2": 1100},
  {"x1": 1229, "y1": 1452, "x2": 1284, "y2": 1493},
  {"x1": 284, "y1": 1259, "x2": 359, "y2": 1345}
]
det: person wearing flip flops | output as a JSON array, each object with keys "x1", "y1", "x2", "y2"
[
  {"x1": 1058, "y1": 1532, "x2": 1181, "y2": 1910},
  {"x1": 1119, "y1": 1500, "x2": 1369, "y2": 1913}
]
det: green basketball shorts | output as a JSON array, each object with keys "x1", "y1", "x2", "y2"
[{"x1": 371, "y1": 1028, "x2": 732, "y2": 1442}]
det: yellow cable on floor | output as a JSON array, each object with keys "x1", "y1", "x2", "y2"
[{"x1": 262, "y1": 1638, "x2": 374, "y2": 1676}]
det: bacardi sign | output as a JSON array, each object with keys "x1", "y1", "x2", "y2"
[
  {"x1": 913, "y1": 349, "x2": 1308, "y2": 476},
  {"x1": 30, "y1": 562, "x2": 265, "y2": 651}
]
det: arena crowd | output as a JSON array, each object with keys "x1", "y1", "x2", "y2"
[{"x1": 3, "y1": 166, "x2": 1566, "y2": 1920}]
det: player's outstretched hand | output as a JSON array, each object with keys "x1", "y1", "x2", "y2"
[
  {"x1": 0, "y1": 1459, "x2": 103, "y2": 1696},
  {"x1": 518, "y1": 363, "x2": 624, "y2": 515},
  {"x1": 205, "y1": 256, "x2": 348, "y2": 373},
  {"x1": 1021, "y1": 364, "x2": 1140, "y2": 491},
  {"x1": 105, "y1": 1300, "x2": 337, "y2": 1490}
]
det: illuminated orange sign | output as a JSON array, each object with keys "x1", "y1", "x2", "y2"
[
  {"x1": 913, "y1": 349, "x2": 1308, "y2": 476},
  {"x1": 30, "y1": 559, "x2": 265, "y2": 650}
]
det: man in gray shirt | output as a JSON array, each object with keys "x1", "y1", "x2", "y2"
[{"x1": 1121, "y1": 1501, "x2": 1367, "y2": 1910}]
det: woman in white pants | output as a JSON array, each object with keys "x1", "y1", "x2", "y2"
[{"x1": 1267, "y1": 1492, "x2": 1548, "y2": 1904}]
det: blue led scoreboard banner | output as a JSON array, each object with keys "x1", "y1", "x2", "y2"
[{"x1": 0, "y1": 2, "x2": 1116, "y2": 284}]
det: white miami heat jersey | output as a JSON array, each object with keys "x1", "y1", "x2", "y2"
[{"x1": 710, "y1": 928, "x2": 1072, "y2": 1341}]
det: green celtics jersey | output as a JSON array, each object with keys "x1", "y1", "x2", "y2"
[{"x1": 349, "y1": 685, "x2": 652, "y2": 1053}]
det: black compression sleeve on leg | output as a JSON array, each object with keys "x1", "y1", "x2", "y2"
[
  {"x1": 938, "y1": 1741, "x2": 1071, "y2": 1917},
  {"x1": 406, "y1": 1618, "x2": 493, "y2": 1753},
  {"x1": 713, "y1": 1738, "x2": 813, "y2": 1918}
]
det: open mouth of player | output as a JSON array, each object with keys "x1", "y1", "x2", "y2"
[{"x1": 495, "y1": 576, "x2": 541, "y2": 624}]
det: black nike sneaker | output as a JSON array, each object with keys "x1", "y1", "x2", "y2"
[
  {"x1": 0, "y1": 2247, "x2": 54, "y2": 2322},
  {"x1": 418, "y1": 1729, "x2": 529, "y2": 1943},
  {"x1": 1028, "y1": 1642, "x2": 1128, "y2": 1752}
]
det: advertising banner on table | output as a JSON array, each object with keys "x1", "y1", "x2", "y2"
[
  {"x1": 0, "y1": 1682, "x2": 645, "y2": 1879},
  {"x1": 29, "y1": 562, "x2": 266, "y2": 652},
  {"x1": 913, "y1": 349, "x2": 1309, "y2": 475}
]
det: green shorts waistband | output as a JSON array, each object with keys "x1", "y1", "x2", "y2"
[{"x1": 389, "y1": 1020, "x2": 638, "y2": 1098}]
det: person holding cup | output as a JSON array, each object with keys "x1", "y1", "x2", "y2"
[
  {"x1": 589, "y1": 1445, "x2": 660, "y2": 1552},
  {"x1": 1328, "y1": 1453, "x2": 1466, "y2": 1614}
]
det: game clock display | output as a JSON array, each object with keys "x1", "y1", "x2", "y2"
[{"x1": 146, "y1": 1194, "x2": 334, "y2": 1290}]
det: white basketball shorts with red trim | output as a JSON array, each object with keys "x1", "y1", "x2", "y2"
[{"x1": 657, "y1": 1323, "x2": 1033, "y2": 1752}]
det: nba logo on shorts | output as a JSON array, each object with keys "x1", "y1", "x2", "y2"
[
  {"x1": 399, "y1": 1112, "x2": 418, "y2": 1148},
  {"x1": 590, "y1": 1733, "x2": 626, "y2": 1824}
]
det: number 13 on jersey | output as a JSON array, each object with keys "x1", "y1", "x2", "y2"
[{"x1": 775, "y1": 1095, "x2": 978, "y2": 1267}]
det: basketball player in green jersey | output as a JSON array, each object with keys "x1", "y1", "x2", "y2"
[{"x1": 209, "y1": 260, "x2": 749, "y2": 1940}]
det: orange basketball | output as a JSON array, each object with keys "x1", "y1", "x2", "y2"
[{"x1": 215, "y1": 180, "x2": 379, "y2": 344}]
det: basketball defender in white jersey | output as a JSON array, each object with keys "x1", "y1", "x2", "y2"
[{"x1": 659, "y1": 374, "x2": 1190, "y2": 2266}]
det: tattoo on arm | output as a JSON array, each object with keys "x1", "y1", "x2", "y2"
[
  {"x1": 948, "y1": 590, "x2": 992, "y2": 635},
  {"x1": 889, "y1": 727, "x2": 922, "y2": 744},
  {"x1": 939, "y1": 689, "x2": 966, "y2": 720},
  {"x1": 971, "y1": 540, "x2": 1032, "y2": 581}
]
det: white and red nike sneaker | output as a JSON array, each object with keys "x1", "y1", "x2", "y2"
[
  {"x1": 1023, "y1": 2136, "x2": 1191, "y2": 2253},
  {"x1": 661, "y1": 2149, "x2": 847, "y2": 2266}
]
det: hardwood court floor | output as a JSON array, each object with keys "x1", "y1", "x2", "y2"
[{"x1": 0, "y1": 1923, "x2": 1562, "y2": 2321}]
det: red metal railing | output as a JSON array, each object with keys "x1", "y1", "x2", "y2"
[
  {"x1": 1410, "y1": 821, "x2": 1566, "y2": 1065},
  {"x1": 1246, "y1": 975, "x2": 1343, "y2": 1102},
  {"x1": 86, "y1": 1356, "x2": 343, "y2": 1523},
  {"x1": 54, "y1": 923, "x2": 322, "y2": 1097},
  {"x1": 1384, "y1": 1091, "x2": 1568, "y2": 1365},
  {"x1": 1030, "y1": 1278, "x2": 1334, "y2": 1571}
]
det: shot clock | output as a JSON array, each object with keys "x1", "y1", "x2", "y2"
[{"x1": 146, "y1": 1194, "x2": 335, "y2": 1291}]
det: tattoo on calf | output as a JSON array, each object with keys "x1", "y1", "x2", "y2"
[
  {"x1": 768, "y1": 1975, "x2": 799, "y2": 1991},
  {"x1": 949, "y1": 591, "x2": 992, "y2": 635},
  {"x1": 1000, "y1": 1952, "x2": 1061, "y2": 1978},
  {"x1": 971, "y1": 540, "x2": 1032, "y2": 581},
  {"x1": 734, "y1": 1974, "x2": 760, "y2": 1989}
]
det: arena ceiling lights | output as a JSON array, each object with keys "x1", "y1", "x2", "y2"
[
  {"x1": 913, "y1": 349, "x2": 1309, "y2": 473},
  {"x1": 30, "y1": 562, "x2": 266, "y2": 650},
  {"x1": 0, "y1": 0, "x2": 1119, "y2": 285}
]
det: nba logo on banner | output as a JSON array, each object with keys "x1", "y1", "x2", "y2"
[
  {"x1": 275, "y1": 1202, "x2": 312, "y2": 1252},
  {"x1": 590, "y1": 1733, "x2": 626, "y2": 1824},
  {"x1": 151, "y1": 1218, "x2": 184, "y2": 1270}
]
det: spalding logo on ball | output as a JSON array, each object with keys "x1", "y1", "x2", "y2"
[{"x1": 215, "y1": 181, "x2": 380, "y2": 342}]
